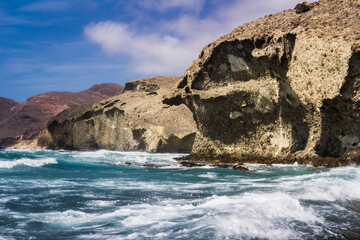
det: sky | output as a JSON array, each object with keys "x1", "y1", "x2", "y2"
[{"x1": 0, "y1": 0, "x2": 307, "y2": 102}]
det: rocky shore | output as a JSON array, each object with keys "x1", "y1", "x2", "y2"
[{"x1": 2, "y1": 0, "x2": 358, "y2": 168}]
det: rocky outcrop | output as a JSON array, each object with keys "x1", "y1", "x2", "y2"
[
  {"x1": 0, "y1": 83, "x2": 124, "y2": 149},
  {"x1": 165, "y1": 0, "x2": 360, "y2": 166},
  {"x1": 48, "y1": 77, "x2": 196, "y2": 153}
]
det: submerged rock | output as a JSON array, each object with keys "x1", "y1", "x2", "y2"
[
  {"x1": 232, "y1": 165, "x2": 249, "y2": 172},
  {"x1": 165, "y1": 0, "x2": 360, "y2": 166},
  {"x1": 179, "y1": 161, "x2": 205, "y2": 167},
  {"x1": 48, "y1": 77, "x2": 196, "y2": 153}
]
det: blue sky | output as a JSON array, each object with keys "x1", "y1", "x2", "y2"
[{"x1": 0, "y1": 0, "x2": 306, "y2": 102}]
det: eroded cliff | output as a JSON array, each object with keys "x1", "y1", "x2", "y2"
[
  {"x1": 48, "y1": 77, "x2": 196, "y2": 153},
  {"x1": 165, "y1": 0, "x2": 360, "y2": 166},
  {"x1": 0, "y1": 83, "x2": 124, "y2": 149}
]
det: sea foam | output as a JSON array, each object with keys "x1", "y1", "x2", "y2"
[{"x1": 0, "y1": 158, "x2": 57, "y2": 169}]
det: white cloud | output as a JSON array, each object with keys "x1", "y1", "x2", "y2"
[
  {"x1": 84, "y1": 0, "x2": 316, "y2": 75},
  {"x1": 84, "y1": 21, "x2": 196, "y2": 74},
  {"x1": 20, "y1": 1, "x2": 71, "y2": 12}
]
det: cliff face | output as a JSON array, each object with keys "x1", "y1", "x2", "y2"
[
  {"x1": 0, "y1": 83, "x2": 124, "y2": 149},
  {"x1": 165, "y1": 0, "x2": 360, "y2": 165},
  {"x1": 48, "y1": 77, "x2": 196, "y2": 153}
]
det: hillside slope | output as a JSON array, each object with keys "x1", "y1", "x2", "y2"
[{"x1": 0, "y1": 83, "x2": 124, "y2": 148}]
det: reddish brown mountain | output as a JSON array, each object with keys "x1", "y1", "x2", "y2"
[{"x1": 0, "y1": 83, "x2": 124, "y2": 148}]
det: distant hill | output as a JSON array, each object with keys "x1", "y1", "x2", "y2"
[{"x1": 0, "y1": 83, "x2": 124, "y2": 148}]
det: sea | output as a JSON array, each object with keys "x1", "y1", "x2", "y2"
[{"x1": 0, "y1": 149, "x2": 359, "y2": 240}]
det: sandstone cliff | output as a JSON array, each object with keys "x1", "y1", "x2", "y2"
[
  {"x1": 0, "y1": 83, "x2": 124, "y2": 149},
  {"x1": 165, "y1": 0, "x2": 360, "y2": 166},
  {"x1": 48, "y1": 77, "x2": 196, "y2": 153}
]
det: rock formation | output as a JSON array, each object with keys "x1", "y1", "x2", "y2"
[
  {"x1": 48, "y1": 76, "x2": 196, "y2": 153},
  {"x1": 165, "y1": 0, "x2": 360, "y2": 166},
  {"x1": 0, "y1": 83, "x2": 124, "y2": 149}
]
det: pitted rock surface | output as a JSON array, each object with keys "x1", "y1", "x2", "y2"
[{"x1": 165, "y1": 0, "x2": 360, "y2": 165}]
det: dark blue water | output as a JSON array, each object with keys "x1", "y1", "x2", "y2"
[{"x1": 0, "y1": 149, "x2": 359, "y2": 239}]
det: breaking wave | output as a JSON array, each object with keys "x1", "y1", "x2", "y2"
[{"x1": 0, "y1": 157, "x2": 57, "y2": 169}]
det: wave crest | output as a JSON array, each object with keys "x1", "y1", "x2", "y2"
[{"x1": 0, "y1": 158, "x2": 57, "y2": 169}]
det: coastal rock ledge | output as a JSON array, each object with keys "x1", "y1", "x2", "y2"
[
  {"x1": 165, "y1": 0, "x2": 360, "y2": 166},
  {"x1": 48, "y1": 77, "x2": 196, "y2": 153}
]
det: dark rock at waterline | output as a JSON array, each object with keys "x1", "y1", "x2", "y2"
[
  {"x1": 179, "y1": 161, "x2": 205, "y2": 167},
  {"x1": 232, "y1": 165, "x2": 249, "y2": 172},
  {"x1": 165, "y1": 0, "x2": 360, "y2": 167},
  {"x1": 339, "y1": 143, "x2": 360, "y2": 166},
  {"x1": 114, "y1": 162, "x2": 171, "y2": 168},
  {"x1": 179, "y1": 159, "x2": 250, "y2": 171},
  {"x1": 179, "y1": 153, "x2": 352, "y2": 168}
]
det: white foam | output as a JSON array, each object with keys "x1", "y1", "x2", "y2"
[
  {"x1": 198, "y1": 172, "x2": 218, "y2": 179},
  {"x1": 31, "y1": 210, "x2": 90, "y2": 225},
  {"x1": 0, "y1": 158, "x2": 57, "y2": 169},
  {"x1": 274, "y1": 167, "x2": 360, "y2": 202},
  {"x1": 299, "y1": 173, "x2": 360, "y2": 201},
  {"x1": 77, "y1": 150, "x2": 111, "y2": 158},
  {"x1": 3, "y1": 149, "x2": 39, "y2": 153},
  {"x1": 31, "y1": 191, "x2": 322, "y2": 239},
  {"x1": 88, "y1": 200, "x2": 117, "y2": 207},
  {"x1": 200, "y1": 192, "x2": 321, "y2": 240},
  {"x1": 68, "y1": 150, "x2": 185, "y2": 167},
  {"x1": 0, "y1": 196, "x2": 19, "y2": 203},
  {"x1": 0, "y1": 236, "x2": 15, "y2": 240}
]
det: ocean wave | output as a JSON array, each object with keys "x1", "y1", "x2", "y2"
[
  {"x1": 0, "y1": 236, "x2": 15, "y2": 240},
  {"x1": 56, "y1": 150, "x2": 185, "y2": 167},
  {"x1": 0, "y1": 158, "x2": 57, "y2": 169},
  {"x1": 27, "y1": 191, "x2": 323, "y2": 240},
  {"x1": 273, "y1": 167, "x2": 360, "y2": 201}
]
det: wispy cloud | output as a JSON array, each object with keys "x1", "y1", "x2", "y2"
[
  {"x1": 84, "y1": 21, "x2": 199, "y2": 75},
  {"x1": 0, "y1": 6, "x2": 32, "y2": 25},
  {"x1": 20, "y1": 1, "x2": 72, "y2": 12},
  {"x1": 85, "y1": 0, "x2": 313, "y2": 75},
  {"x1": 0, "y1": 15, "x2": 33, "y2": 26}
]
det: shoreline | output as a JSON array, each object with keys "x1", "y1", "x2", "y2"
[{"x1": 2, "y1": 148, "x2": 359, "y2": 171}]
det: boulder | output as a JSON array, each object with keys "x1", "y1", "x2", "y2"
[
  {"x1": 165, "y1": 0, "x2": 360, "y2": 165},
  {"x1": 48, "y1": 76, "x2": 197, "y2": 153}
]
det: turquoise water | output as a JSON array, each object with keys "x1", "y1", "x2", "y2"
[{"x1": 0, "y1": 150, "x2": 359, "y2": 240}]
